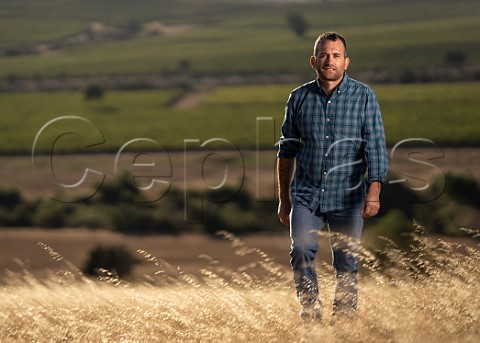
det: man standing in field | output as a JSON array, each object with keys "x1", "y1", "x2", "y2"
[{"x1": 277, "y1": 32, "x2": 388, "y2": 321}]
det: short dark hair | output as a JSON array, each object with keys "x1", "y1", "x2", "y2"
[{"x1": 313, "y1": 32, "x2": 347, "y2": 57}]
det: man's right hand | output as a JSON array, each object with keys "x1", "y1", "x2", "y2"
[
  {"x1": 278, "y1": 199, "x2": 291, "y2": 226},
  {"x1": 277, "y1": 157, "x2": 295, "y2": 227}
]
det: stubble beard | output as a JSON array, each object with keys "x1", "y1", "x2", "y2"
[{"x1": 318, "y1": 68, "x2": 343, "y2": 82}]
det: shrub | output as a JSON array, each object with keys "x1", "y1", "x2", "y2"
[
  {"x1": 364, "y1": 209, "x2": 412, "y2": 249},
  {"x1": 84, "y1": 84, "x2": 104, "y2": 101},
  {"x1": 0, "y1": 202, "x2": 35, "y2": 227},
  {"x1": 440, "y1": 173, "x2": 480, "y2": 207},
  {"x1": 82, "y1": 245, "x2": 140, "y2": 278},
  {"x1": 286, "y1": 12, "x2": 309, "y2": 37},
  {"x1": 94, "y1": 173, "x2": 147, "y2": 204},
  {"x1": 444, "y1": 50, "x2": 466, "y2": 67},
  {"x1": 66, "y1": 205, "x2": 114, "y2": 229},
  {"x1": 31, "y1": 201, "x2": 70, "y2": 228},
  {"x1": 0, "y1": 186, "x2": 22, "y2": 209}
]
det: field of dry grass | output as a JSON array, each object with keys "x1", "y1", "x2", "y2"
[{"x1": 1, "y1": 227, "x2": 479, "y2": 342}]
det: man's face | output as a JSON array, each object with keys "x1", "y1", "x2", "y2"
[{"x1": 310, "y1": 39, "x2": 350, "y2": 83}]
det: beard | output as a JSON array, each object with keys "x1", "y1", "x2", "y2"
[{"x1": 317, "y1": 67, "x2": 344, "y2": 82}]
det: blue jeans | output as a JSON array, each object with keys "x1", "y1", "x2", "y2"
[{"x1": 290, "y1": 200, "x2": 364, "y2": 313}]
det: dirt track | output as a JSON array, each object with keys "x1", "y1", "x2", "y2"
[{"x1": 0, "y1": 228, "x2": 298, "y2": 281}]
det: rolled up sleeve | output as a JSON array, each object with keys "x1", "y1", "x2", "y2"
[{"x1": 278, "y1": 93, "x2": 301, "y2": 159}]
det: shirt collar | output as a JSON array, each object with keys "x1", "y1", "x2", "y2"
[{"x1": 316, "y1": 72, "x2": 350, "y2": 95}]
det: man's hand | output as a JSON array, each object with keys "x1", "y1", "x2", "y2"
[
  {"x1": 277, "y1": 157, "x2": 295, "y2": 226},
  {"x1": 361, "y1": 199, "x2": 380, "y2": 218},
  {"x1": 361, "y1": 181, "x2": 382, "y2": 218},
  {"x1": 278, "y1": 199, "x2": 292, "y2": 226}
]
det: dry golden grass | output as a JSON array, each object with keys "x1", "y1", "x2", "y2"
[{"x1": 1, "y1": 227, "x2": 479, "y2": 343}]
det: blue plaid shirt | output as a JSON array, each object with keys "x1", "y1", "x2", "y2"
[{"x1": 278, "y1": 74, "x2": 388, "y2": 212}]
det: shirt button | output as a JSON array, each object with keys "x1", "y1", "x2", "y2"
[
  {"x1": 326, "y1": 135, "x2": 329, "y2": 139},
  {"x1": 323, "y1": 171, "x2": 327, "y2": 175},
  {"x1": 328, "y1": 100, "x2": 331, "y2": 104},
  {"x1": 321, "y1": 189, "x2": 325, "y2": 192},
  {"x1": 326, "y1": 118, "x2": 330, "y2": 122},
  {"x1": 324, "y1": 154, "x2": 328, "y2": 157}
]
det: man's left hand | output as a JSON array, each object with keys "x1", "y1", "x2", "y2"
[
  {"x1": 361, "y1": 199, "x2": 380, "y2": 218},
  {"x1": 362, "y1": 182, "x2": 382, "y2": 218}
]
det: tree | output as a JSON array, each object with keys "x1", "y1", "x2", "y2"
[
  {"x1": 84, "y1": 84, "x2": 104, "y2": 101},
  {"x1": 287, "y1": 12, "x2": 309, "y2": 37},
  {"x1": 444, "y1": 50, "x2": 466, "y2": 67}
]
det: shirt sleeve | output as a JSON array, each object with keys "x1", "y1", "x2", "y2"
[
  {"x1": 277, "y1": 92, "x2": 301, "y2": 159},
  {"x1": 364, "y1": 89, "x2": 389, "y2": 184}
]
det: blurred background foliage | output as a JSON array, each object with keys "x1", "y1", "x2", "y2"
[{"x1": 0, "y1": 171, "x2": 479, "y2": 249}]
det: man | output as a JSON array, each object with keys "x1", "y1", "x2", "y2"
[{"x1": 277, "y1": 32, "x2": 388, "y2": 321}]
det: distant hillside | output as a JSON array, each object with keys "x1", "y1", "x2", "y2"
[{"x1": 0, "y1": 0, "x2": 479, "y2": 82}]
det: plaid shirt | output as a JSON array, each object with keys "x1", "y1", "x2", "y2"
[{"x1": 278, "y1": 74, "x2": 388, "y2": 212}]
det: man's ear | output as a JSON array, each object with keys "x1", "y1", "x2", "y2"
[
  {"x1": 310, "y1": 55, "x2": 316, "y2": 68},
  {"x1": 345, "y1": 56, "x2": 350, "y2": 70}
]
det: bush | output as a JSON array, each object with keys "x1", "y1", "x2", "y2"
[
  {"x1": 286, "y1": 12, "x2": 309, "y2": 37},
  {"x1": 0, "y1": 186, "x2": 22, "y2": 209},
  {"x1": 413, "y1": 173, "x2": 480, "y2": 236},
  {"x1": 364, "y1": 210, "x2": 412, "y2": 248},
  {"x1": 31, "y1": 201, "x2": 70, "y2": 228},
  {"x1": 0, "y1": 186, "x2": 36, "y2": 226},
  {"x1": 440, "y1": 173, "x2": 480, "y2": 207},
  {"x1": 0, "y1": 202, "x2": 35, "y2": 227},
  {"x1": 66, "y1": 204, "x2": 114, "y2": 229},
  {"x1": 84, "y1": 84, "x2": 104, "y2": 101},
  {"x1": 444, "y1": 50, "x2": 466, "y2": 67},
  {"x1": 94, "y1": 173, "x2": 147, "y2": 204},
  {"x1": 378, "y1": 175, "x2": 422, "y2": 219},
  {"x1": 82, "y1": 245, "x2": 140, "y2": 278}
]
